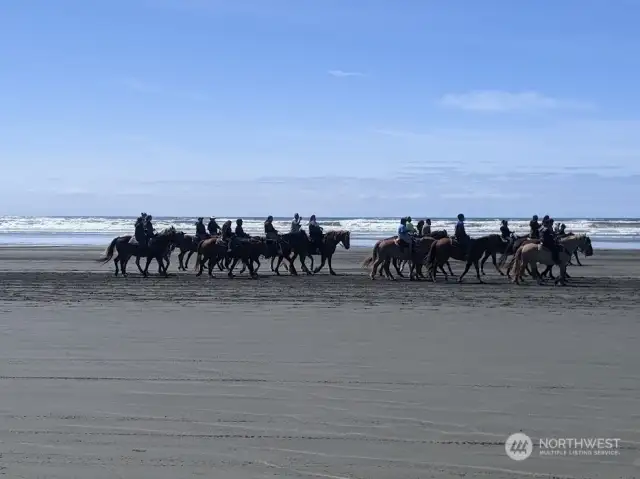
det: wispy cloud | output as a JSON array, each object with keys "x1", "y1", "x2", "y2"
[
  {"x1": 328, "y1": 69, "x2": 364, "y2": 78},
  {"x1": 115, "y1": 76, "x2": 210, "y2": 102},
  {"x1": 439, "y1": 90, "x2": 592, "y2": 112}
]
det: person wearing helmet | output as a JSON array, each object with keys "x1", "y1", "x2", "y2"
[
  {"x1": 195, "y1": 217, "x2": 207, "y2": 241},
  {"x1": 308, "y1": 214, "x2": 324, "y2": 253},
  {"x1": 207, "y1": 216, "x2": 221, "y2": 236},
  {"x1": 540, "y1": 217, "x2": 560, "y2": 265},
  {"x1": 500, "y1": 219, "x2": 513, "y2": 241},
  {"x1": 529, "y1": 215, "x2": 541, "y2": 239},
  {"x1": 264, "y1": 215, "x2": 279, "y2": 240},
  {"x1": 290, "y1": 213, "x2": 302, "y2": 233},
  {"x1": 454, "y1": 213, "x2": 471, "y2": 255}
]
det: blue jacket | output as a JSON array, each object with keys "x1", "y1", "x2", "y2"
[{"x1": 397, "y1": 224, "x2": 411, "y2": 242}]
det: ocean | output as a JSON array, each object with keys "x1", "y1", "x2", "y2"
[{"x1": 0, "y1": 216, "x2": 639, "y2": 249}]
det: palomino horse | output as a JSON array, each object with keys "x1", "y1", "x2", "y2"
[
  {"x1": 362, "y1": 236, "x2": 436, "y2": 280},
  {"x1": 308, "y1": 230, "x2": 351, "y2": 275},
  {"x1": 536, "y1": 234, "x2": 594, "y2": 279},
  {"x1": 511, "y1": 243, "x2": 572, "y2": 286},
  {"x1": 425, "y1": 234, "x2": 505, "y2": 283},
  {"x1": 96, "y1": 227, "x2": 183, "y2": 277}
]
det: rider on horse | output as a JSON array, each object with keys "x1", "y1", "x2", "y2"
[
  {"x1": 422, "y1": 219, "x2": 432, "y2": 236},
  {"x1": 541, "y1": 217, "x2": 561, "y2": 264},
  {"x1": 405, "y1": 216, "x2": 416, "y2": 235},
  {"x1": 308, "y1": 215, "x2": 323, "y2": 253},
  {"x1": 500, "y1": 220, "x2": 513, "y2": 242},
  {"x1": 396, "y1": 217, "x2": 412, "y2": 253},
  {"x1": 290, "y1": 213, "x2": 302, "y2": 233},
  {"x1": 227, "y1": 219, "x2": 250, "y2": 253},
  {"x1": 134, "y1": 215, "x2": 147, "y2": 247},
  {"x1": 529, "y1": 215, "x2": 541, "y2": 239},
  {"x1": 207, "y1": 217, "x2": 221, "y2": 236},
  {"x1": 454, "y1": 213, "x2": 471, "y2": 256},
  {"x1": 195, "y1": 217, "x2": 207, "y2": 242},
  {"x1": 144, "y1": 215, "x2": 156, "y2": 245},
  {"x1": 264, "y1": 216, "x2": 279, "y2": 240}
]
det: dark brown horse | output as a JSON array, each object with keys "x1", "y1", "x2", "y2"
[
  {"x1": 194, "y1": 236, "x2": 271, "y2": 278},
  {"x1": 97, "y1": 227, "x2": 183, "y2": 277},
  {"x1": 174, "y1": 233, "x2": 211, "y2": 271},
  {"x1": 308, "y1": 230, "x2": 351, "y2": 275},
  {"x1": 271, "y1": 232, "x2": 313, "y2": 275},
  {"x1": 425, "y1": 234, "x2": 505, "y2": 283}
]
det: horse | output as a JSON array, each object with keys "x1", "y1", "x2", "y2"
[
  {"x1": 424, "y1": 234, "x2": 505, "y2": 283},
  {"x1": 497, "y1": 235, "x2": 536, "y2": 269},
  {"x1": 236, "y1": 236, "x2": 283, "y2": 275},
  {"x1": 362, "y1": 236, "x2": 436, "y2": 280},
  {"x1": 398, "y1": 230, "x2": 449, "y2": 277},
  {"x1": 97, "y1": 227, "x2": 183, "y2": 277},
  {"x1": 174, "y1": 233, "x2": 208, "y2": 271},
  {"x1": 537, "y1": 234, "x2": 594, "y2": 279},
  {"x1": 307, "y1": 230, "x2": 351, "y2": 275},
  {"x1": 511, "y1": 243, "x2": 573, "y2": 286},
  {"x1": 226, "y1": 237, "x2": 272, "y2": 278},
  {"x1": 271, "y1": 232, "x2": 313, "y2": 275},
  {"x1": 193, "y1": 237, "x2": 227, "y2": 277}
]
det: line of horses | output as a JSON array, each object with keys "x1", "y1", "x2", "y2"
[
  {"x1": 95, "y1": 226, "x2": 593, "y2": 286},
  {"x1": 364, "y1": 232, "x2": 593, "y2": 286},
  {"x1": 96, "y1": 227, "x2": 352, "y2": 278}
]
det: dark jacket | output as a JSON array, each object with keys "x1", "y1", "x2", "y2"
[
  {"x1": 455, "y1": 221, "x2": 468, "y2": 241},
  {"x1": 529, "y1": 220, "x2": 540, "y2": 238},
  {"x1": 264, "y1": 221, "x2": 277, "y2": 235},
  {"x1": 195, "y1": 221, "x2": 207, "y2": 237},
  {"x1": 144, "y1": 220, "x2": 155, "y2": 238},
  {"x1": 500, "y1": 225, "x2": 512, "y2": 240},
  {"x1": 235, "y1": 225, "x2": 250, "y2": 238},
  {"x1": 541, "y1": 226, "x2": 556, "y2": 249},
  {"x1": 134, "y1": 220, "x2": 146, "y2": 244},
  {"x1": 207, "y1": 219, "x2": 220, "y2": 235},
  {"x1": 221, "y1": 223, "x2": 232, "y2": 240}
]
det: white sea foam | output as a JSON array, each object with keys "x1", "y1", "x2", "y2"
[{"x1": 0, "y1": 216, "x2": 639, "y2": 247}]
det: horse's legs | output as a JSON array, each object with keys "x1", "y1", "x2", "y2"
[
  {"x1": 489, "y1": 252, "x2": 503, "y2": 276},
  {"x1": 438, "y1": 264, "x2": 448, "y2": 281},
  {"x1": 574, "y1": 251, "x2": 583, "y2": 266},
  {"x1": 113, "y1": 256, "x2": 119, "y2": 276},
  {"x1": 178, "y1": 251, "x2": 186, "y2": 270},
  {"x1": 383, "y1": 258, "x2": 395, "y2": 280},
  {"x1": 446, "y1": 261, "x2": 455, "y2": 276},
  {"x1": 135, "y1": 256, "x2": 144, "y2": 274},
  {"x1": 142, "y1": 257, "x2": 152, "y2": 277},
  {"x1": 314, "y1": 254, "x2": 326, "y2": 274},
  {"x1": 184, "y1": 251, "x2": 195, "y2": 269},
  {"x1": 298, "y1": 254, "x2": 312, "y2": 275},
  {"x1": 457, "y1": 261, "x2": 473, "y2": 283},
  {"x1": 207, "y1": 256, "x2": 215, "y2": 277},
  {"x1": 228, "y1": 258, "x2": 239, "y2": 278},
  {"x1": 480, "y1": 250, "x2": 491, "y2": 275},
  {"x1": 370, "y1": 258, "x2": 383, "y2": 279},
  {"x1": 473, "y1": 260, "x2": 483, "y2": 283},
  {"x1": 289, "y1": 253, "x2": 299, "y2": 275},
  {"x1": 271, "y1": 256, "x2": 277, "y2": 272}
]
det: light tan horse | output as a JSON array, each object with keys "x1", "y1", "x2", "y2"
[
  {"x1": 512, "y1": 243, "x2": 573, "y2": 285},
  {"x1": 362, "y1": 236, "x2": 436, "y2": 280},
  {"x1": 507, "y1": 234, "x2": 593, "y2": 280}
]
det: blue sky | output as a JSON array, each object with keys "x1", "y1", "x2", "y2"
[{"x1": 1, "y1": 0, "x2": 639, "y2": 217}]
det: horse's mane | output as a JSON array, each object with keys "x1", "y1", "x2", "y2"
[
  {"x1": 326, "y1": 229, "x2": 349, "y2": 238},
  {"x1": 158, "y1": 226, "x2": 176, "y2": 236}
]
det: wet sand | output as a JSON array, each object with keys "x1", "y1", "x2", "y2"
[{"x1": 0, "y1": 246, "x2": 639, "y2": 478}]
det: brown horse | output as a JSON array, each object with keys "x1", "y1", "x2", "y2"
[
  {"x1": 174, "y1": 233, "x2": 211, "y2": 271},
  {"x1": 310, "y1": 230, "x2": 351, "y2": 275},
  {"x1": 362, "y1": 236, "x2": 436, "y2": 280},
  {"x1": 194, "y1": 236, "x2": 270, "y2": 278},
  {"x1": 425, "y1": 234, "x2": 505, "y2": 283}
]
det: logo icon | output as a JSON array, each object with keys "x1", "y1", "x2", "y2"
[{"x1": 505, "y1": 433, "x2": 533, "y2": 461}]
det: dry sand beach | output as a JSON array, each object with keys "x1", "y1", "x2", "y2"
[{"x1": 0, "y1": 246, "x2": 639, "y2": 478}]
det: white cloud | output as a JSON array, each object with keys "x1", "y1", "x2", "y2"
[
  {"x1": 439, "y1": 90, "x2": 592, "y2": 112},
  {"x1": 328, "y1": 69, "x2": 364, "y2": 78}
]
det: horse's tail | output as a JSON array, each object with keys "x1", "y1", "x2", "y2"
[
  {"x1": 425, "y1": 240, "x2": 439, "y2": 274},
  {"x1": 512, "y1": 246, "x2": 523, "y2": 279},
  {"x1": 96, "y1": 237, "x2": 118, "y2": 263},
  {"x1": 193, "y1": 241, "x2": 203, "y2": 272},
  {"x1": 362, "y1": 241, "x2": 379, "y2": 268}
]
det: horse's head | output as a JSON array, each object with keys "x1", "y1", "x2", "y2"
[
  {"x1": 578, "y1": 234, "x2": 594, "y2": 257},
  {"x1": 339, "y1": 230, "x2": 351, "y2": 250}
]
